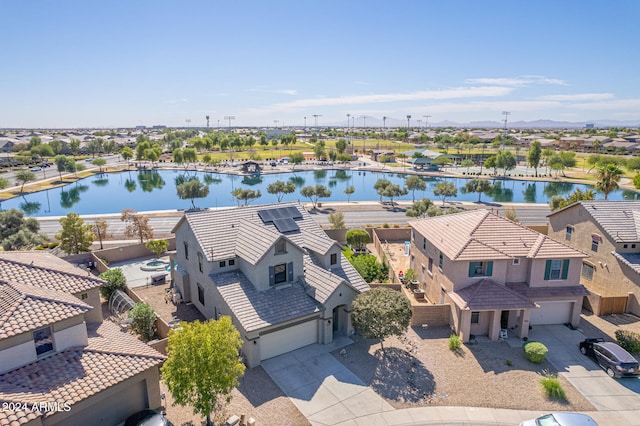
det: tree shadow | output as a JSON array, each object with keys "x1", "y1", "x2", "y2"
[{"x1": 236, "y1": 366, "x2": 287, "y2": 407}]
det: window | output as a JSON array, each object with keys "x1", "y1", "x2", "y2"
[
  {"x1": 624, "y1": 244, "x2": 628, "y2": 249},
  {"x1": 274, "y1": 263, "x2": 287, "y2": 284},
  {"x1": 423, "y1": 237, "x2": 426, "y2": 251},
  {"x1": 438, "y1": 252, "x2": 444, "y2": 270},
  {"x1": 468, "y1": 261, "x2": 493, "y2": 277},
  {"x1": 471, "y1": 312, "x2": 480, "y2": 324},
  {"x1": 183, "y1": 242, "x2": 189, "y2": 260},
  {"x1": 198, "y1": 252, "x2": 203, "y2": 273},
  {"x1": 582, "y1": 263, "x2": 594, "y2": 280},
  {"x1": 330, "y1": 253, "x2": 337, "y2": 265},
  {"x1": 34, "y1": 327, "x2": 54, "y2": 356},
  {"x1": 412, "y1": 230, "x2": 415, "y2": 242},
  {"x1": 544, "y1": 259, "x2": 569, "y2": 280},
  {"x1": 275, "y1": 240, "x2": 286, "y2": 255},
  {"x1": 197, "y1": 283, "x2": 205, "y2": 306},
  {"x1": 565, "y1": 226, "x2": 574, "y2": 241},
  {"x1": 591, "y1": 235, "x2": 601, "y2": 252},
  {"x1": 229, "y1": 259, "x2": 235, "y2": 266},
  {"x1": 512, "y1": 258, "x2": 520, "y2": 265},
  {"x1": 428, "y1": 257, "x2": 433, "y2": 274},
  {"x1": 80, "y1": 292, "x2": 88, "y2": 300},
  {"x1": 219, "y1": 261, "x2": 226, "y2": 268},
  {"x1": 421, "y1": 265, "x2": 425, "y2": 281},
  {"x1": 633, "y1": 244, "x2": 637, "y2": 249}
]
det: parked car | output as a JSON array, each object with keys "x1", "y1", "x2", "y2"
[
  {"x1": 30, "y1": 166, "x2": 42, "y2": 172},
  {"x1": 520, "y1": 412, "x2": 597, "y2": 426},
  {"x1": 123, "y1": 409, "x2": 170, "y2": 426},
  {"x1": 579, "y1": 337, "x2": 640, "y2": 378}
]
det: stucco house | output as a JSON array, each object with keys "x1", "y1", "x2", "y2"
[
  {"x1": 548, "y1": 200, "x2": 640, "y2": 315},
  {"x1": 170, "y1": 202, "x2": 369, "y2": 367},
  {"x1": 408, "y1": 210, "x2": 589, "y2": 342},
  {"x1": 0, "y1": 252, "x2": 166, "y2": 426}
]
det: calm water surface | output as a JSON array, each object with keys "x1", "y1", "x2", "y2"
[{"x1": 3, "y1": 169, "x2": 638, "y2": 216}]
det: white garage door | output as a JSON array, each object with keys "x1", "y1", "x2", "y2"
[
  {"x1": 260, "y1": 319, "x2": 318, "y2": 361},
  {"x1": 530, "y1": 301, "x2": 573, "y2": 325}
]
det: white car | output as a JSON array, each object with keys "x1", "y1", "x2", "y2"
[
  {"x1": 520, "y1": 412, "x2": 597, "y2": 426},
  {"x1": 30, "y1": 166, "x2": 42, "y2": 172}
]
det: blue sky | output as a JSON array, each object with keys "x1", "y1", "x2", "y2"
[{"x1": 1, "y1": 0, "x2": 639, "y2": 128}]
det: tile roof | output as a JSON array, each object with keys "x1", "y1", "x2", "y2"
[
  {"x1": 0, "y1": 252, "x2": 104, "y2": 294},
  {"x1": 0, "y1": 281, "x2": 91, "y2": 340},
  {"x1": 0, "y1": 321, "x2": 165, "y2": 424},
  {"x1": 551, "y1": 201, "x2": 640, "y2": 243},
  {"x1": 234, "y1": 220, "x2": 303, "y2": 266},
  {"x1": 176, "y1": 202, "x2": 336, "y2": 262},
  {"x1": 448, "y1": 279, "x2": 537, "y2": 311},
  {"x1": 613, "y1": 252, "x2": 640, "y2": 275},
  {"x1": 303, "y1": 253, "x2": 369, "y2": 304},
  {"x1": 506, "y1": 282, "x2": 590, "y2": 299},
  {"x1": 213, "y1": 271, "x2": 320, "y2": 333},
  {"x1": 410, "y1": 210, "x2": 585, "y2": 261}
]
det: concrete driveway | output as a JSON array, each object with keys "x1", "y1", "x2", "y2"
[{"x1": 526, "y1": 325, "x2": 640, "y2": 424}]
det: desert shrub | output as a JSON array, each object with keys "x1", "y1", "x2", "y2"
[
  {"x1": 449, "y1": 334, "x2": 462, "y2": 350},
  {"x1": 540, "y1": 370, "x2": 566, "y2": 400},
  {"x1": 505, "y1": 359, "x2": 513, "y2": 366},
  {"x1": 99, "y1": 268, "x2": 127, "y2": 300},
  {"x1": 129, "y1": 302, "x2": 157, "y2": 342},
  {"x1": 615, "y1": 329, "x2": 640, "y2": 354},
  {"x1": 524, "y1": 341, "x2": 548, "y2": 363}
]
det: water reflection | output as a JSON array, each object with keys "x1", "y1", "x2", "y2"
[
  {"x1": 20, "y1": 200, "x2": 41, "y2": 215},
  {"x1": 138, "y1": 171, "x2": 165, "y2": 192},
  {"x1": 203, "y1": 174, "x2": 222, "y2": 185},
  {"x1": 93, "y1": 177, "x2": 109, "y2": 187},
  {"x1": 60, "y1": 184, "x2": 89, "y2": 209},
  {"x1": 523, "y1": 183, "x2": 537, "y2": 203},
  {"x1": 333, "y1": 170, "x2": 351, "y2": 181},
  {"x1": 490, "y1": 182, "x2": 513, "y2": 203},
  {"x1": 241, "y1": 175, "x2": 263, "y2": 186},
  {"x1": 289, "y1": 176, "x2": 305, "y2": 188},
  {"x1": 124, "y1": 178, "x2": 137, "y2": 192},
  {"x1": 313, "y1": 170, "x2": 327, "y2": 180},
  {"x1": 543, "y1": 181, "x2": 574, "y2": 198},
  {"x1": 622, "y1": 189, "x2": 639, "y2": 200}
]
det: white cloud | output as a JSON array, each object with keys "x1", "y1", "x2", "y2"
[
  {"x1": 466, "y1": 75, "x2": 567, "y2": 87},
  {"x1": 539, "y1": 93, "x2": 614, "y2": 101},
  {"x1": 247, "y1": 88, "x2": 298, "y2": 95}
]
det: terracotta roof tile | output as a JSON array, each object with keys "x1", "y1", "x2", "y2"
[
  {"x1": 506, "y1": 282, "x2": 590, "y2": 298},
  {"x1": 0, "y1": 322, "x2": 165, "y2": 423},
  {"x1": 449, "y1": 279, "x2": 537, "y2": 310}
]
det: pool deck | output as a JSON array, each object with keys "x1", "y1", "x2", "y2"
[{"x1": 110, "y1": 255, "x2": 172, "y2": 288}]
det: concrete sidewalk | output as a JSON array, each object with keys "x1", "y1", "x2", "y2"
[{"x1": 261, "y1": 335, "x2": 637, "y2": 425}]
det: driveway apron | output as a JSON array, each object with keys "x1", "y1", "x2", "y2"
[{"x1": 261, "y1": 337, "x2": 394, "y2": 425}]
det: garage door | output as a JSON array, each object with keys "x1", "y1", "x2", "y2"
[
  {"x1": 530, "y1": 301, "x2": 573, "y2": 325},
  {"x1": 260, "y1": 319, "x2": 318, "y2": 361}
]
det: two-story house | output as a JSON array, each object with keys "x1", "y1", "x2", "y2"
[
  {"x1": 548, "y1": 200, "x2": 640, "y2": 315},
  {"x1": 409, "y1": 210, "x2": 589, "y2": 342},
  {"x1": 170, "y1": 202, "x2": 369, "y2": 367},
  {"x1": 0, "y1": 252, "x2": 166, "y2": 426}
]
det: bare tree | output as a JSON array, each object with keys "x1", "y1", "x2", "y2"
[{"x1": 120, "y1": 208, "x2": 154, "y2": 243}]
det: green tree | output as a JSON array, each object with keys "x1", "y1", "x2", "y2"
[
  {"x1": 484, "y1": 155, "x2": 498, "y2": 175},
  {"x1": 0, "y1": 177, "x2": 9, "y2": 189},
  {"x1": 146, "y1": 239, "x2": 168, "y2": 258},
  {"x1": 335, "y1": 138, "x2": 348, "y2": 154},
  {"x1": 405, "y1": 197, "x2": 435, "y2": 218},
  {"x1": 328, "y1": 212, "x2": 346, "y2": 229},
  {"x1": 461, "y1": 159, "x2": 474, "y2": 173},
  {"x1": 91, "y1": 158, "x2": 107, "y2": 173},
  {"x1": 98, "y1": 268, "x2": 127, "y2": 300},
  {"x1": 346, "y1": 229, "x2": 370, "y2": 252},
  {"x1": 266, "y1": 180, "x2": 296, "y2": 203},
  {"x1": 231, "y1": 188, "x2": 262, "y2": 206},
  {"x1": 350, "y1": 254, "x2": 388, "y2": 283},
  {"x1": 54, "y1": 155, "x2": 74, "y2": 182},
  {"x1": 0, "y1": 209, "x2": 45, "y2": 250},
  {"x1": 55, "y1": 213, "x2": 94, "y2": 254},
  {"x1": 433, "y1": 181, "x2": 458, "y2": 206},
  {"x1": 15, "y1": 170, "x2": 36, "y2": 193},
  {"x1": 122, "y1": 146, "x2": 133, "y2": 165},
  {"x1": 558, "y1": 151, "x2": 577, "y2": 176},
  {"x1": 496, "y1": 150, "x2": 516, "y2": 177},
  {"x1": 120, "y1": 208, "x2": 154, "y2": 243},
  {"x1": 162, "y1": 317, "x2": 245, "y2": 426},
  {"x1": 379, "y1": 183, "x2": 407, "y2": 207},
  {"x1": 183, "y1": 148, "x2": 198, "y2": 168},
  {"x1": 351, "y1": 287, "x2": 412, "y2": 352},
  {"x1": 527, "y1": 140, "x2": 542, "y2": 177},
  {"x1": 313, "y1": 140, "x2": 326, "y2": 160},
  {"x1": 49, "y1": 139, "x2": 63, "y2": 154},
  {"x1": 549, "y1": 188, "x2": 596, "y2": 211},
  {"x1": 405, "y1": 175, "x2": 426, "y2": 202},
  {"x1": 173, "y1": 148, "x2": 184, "y2": 167},
  {"x1": 300, "y1": 184, "x2": 331, "y2": 209},
  {"x1": 373, "y1": 178, "x2": 392, "y2": 202},
  {"x1": 344, "y1": 185, "x2": 355, "y2": 202},
  {"x1": 129, "y1": 302, "x2": 157, "y2": 342},
  {"x1": 595, "y1": 163, "x2": 624, "y2": 200},
  {"x1": 177, "y1": 178, "x2": 210, "y2": 208},
  {"x1": 68, "y1": 138, "x2": 80, "y2": 156},
  {"x1": 465, "y1": 178, "x2": 494, "y2": 203},
  {"x1": 289, "y1": 152, "x2": 305, "y2": 170},
  {"x1": 634, "y1": 174, "x2": 640, "y2": 190}
]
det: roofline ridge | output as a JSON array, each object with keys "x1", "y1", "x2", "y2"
[{"x1": 0, "y1": 257, "x2": 105, "y2": 286}]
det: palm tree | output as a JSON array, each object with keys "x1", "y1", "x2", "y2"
[{"x1": 595, "y1": 163, "x2": 624, "y2": 200}]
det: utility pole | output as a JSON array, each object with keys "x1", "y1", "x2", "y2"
[
  {"x1": 206, "y1": 115, "x2": 210, "y2": 128},
  {"x1": 346, "y1": 113, "x2": 351, "y2": 145},
  {"x1": 274, "y1": 120, "x2": 279, "y2": 129},
  {"x1": 224, "y1": 115, "x2": 236, "y2": 161},
  {"x1": 502, "y1": 111, "x2": 511, "y2": 150},
  {"x1": 313, "y1": 114, "x2": 322, "y2": 128},
  {"x1": 304, "y1": 116, "x2": 307, "y2": 131},
  {"x1": 423, "y1": 114, "x2": 431, "y2": 129},
  {"x1": 406, "y1": 115, "x2": 412, "y2": 142}
]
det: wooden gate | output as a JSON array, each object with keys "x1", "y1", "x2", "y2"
[{"x1": 599, "y1": 296, "x2": 628, "y2": 316}]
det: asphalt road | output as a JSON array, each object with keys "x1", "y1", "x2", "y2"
[{"x1": 36, "y1": 202, "x2": 552, "y2": 239}]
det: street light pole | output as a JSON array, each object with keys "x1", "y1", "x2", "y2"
[
  {"x1": 224, "y1": 115, "x2": 236, "y2": 161},
  {"x1": 423, "y1": 114, "x2": 431, "y2": 130},
  {"x1": 346, "y1": 113, "x2": 351, "y2": 146},
  {"x1": 406, "y1": 115, "x2": 411, "y2": 142},
  {"x1": 304, "y1": 116, "x2": 307, "y2": 131}
]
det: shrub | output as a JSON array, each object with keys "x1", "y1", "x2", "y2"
[
  {"x1": 449, "y1": 334, "x2": 462, "y2": 350},
  {"x1": 615, "y1": 329, "x2": 640, "y2": 354},
  {"x1": 540, "y1": 370, "x2": 566, "y2": 400},
  {"x1": 99, "y1": 268, "x2": 127, "y2": 300},
  {"x1": 524, "y1": 341, "x2": 548, "y2": 363},
  {"x1": 505, "y1": 359, "x2": 513, "y2": 366},
  {"x1": 129, "y1": 302, "x2": 157, "y2": 342}
]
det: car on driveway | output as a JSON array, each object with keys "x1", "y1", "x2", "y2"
[
  {"x1": 123, "y1": 409, "x2": 170, "y2": 426},
  {"x1": 579, "y1": 337, "x2": 640, "y2": 378},
  {"x1": 520, "y1": 412, "x2": 597, "y2": 426}
]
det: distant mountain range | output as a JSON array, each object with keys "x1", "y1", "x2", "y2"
[{"x1": 333, "y1": 117, "x2": 640, "y2": 129}]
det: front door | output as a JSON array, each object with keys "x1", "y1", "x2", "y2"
[{"x1": 500, "y1": 310, "x2": 509, "y2": 329}]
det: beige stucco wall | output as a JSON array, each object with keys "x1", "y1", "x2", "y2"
[
  {"x1": 528, "y1": 258, "x2": 582, "y2": 287},
  {"x1": 53, "y1": 322, "x2": 88, "y2": 352},
  {"x1": 548, "y1": 204, "x2": 640, "y2": 298},
  {"x1": 242, "y1": 239, "x2": 304, "y2": 291},
  {"x1": 0, "y1": 340, "x2": 36, "y2": 373},
  {"x1": 76, "y1": 288, "x2": 103, "y2": 323}
]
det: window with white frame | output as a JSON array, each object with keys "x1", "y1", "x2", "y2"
[
  {"x1": 274, "y1": 263, "x2": 287, "y2": 284},
  {"x1": 565, "y1": 226, "x2": 574, "y2": 241},
  {"x1": 471, "y1": 312, "x2": 480, "y2": 324},
  {"x1": 34, "y1": 327, "x2": 54, "y2": 356},
  {"x1": 582, "y1": 263, "x2": 594, "y2": 280},
  {"x1": 198, "y1": 252, "x2": 203, "y2": 273},
  {"x1": 591, "y1": 235, "x2": 601, "y2": 252}
]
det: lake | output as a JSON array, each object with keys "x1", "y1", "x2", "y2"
[{"x1": 3, "y1": 169, "x2": 638, "y2": 216}]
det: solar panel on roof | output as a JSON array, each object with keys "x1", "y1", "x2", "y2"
[
  {"x1": 273, "y1": 217, "x2": 300, "y2": 233},
  {"x1": 258, "y1": 206, "x2": 302, "y2": 224}
]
